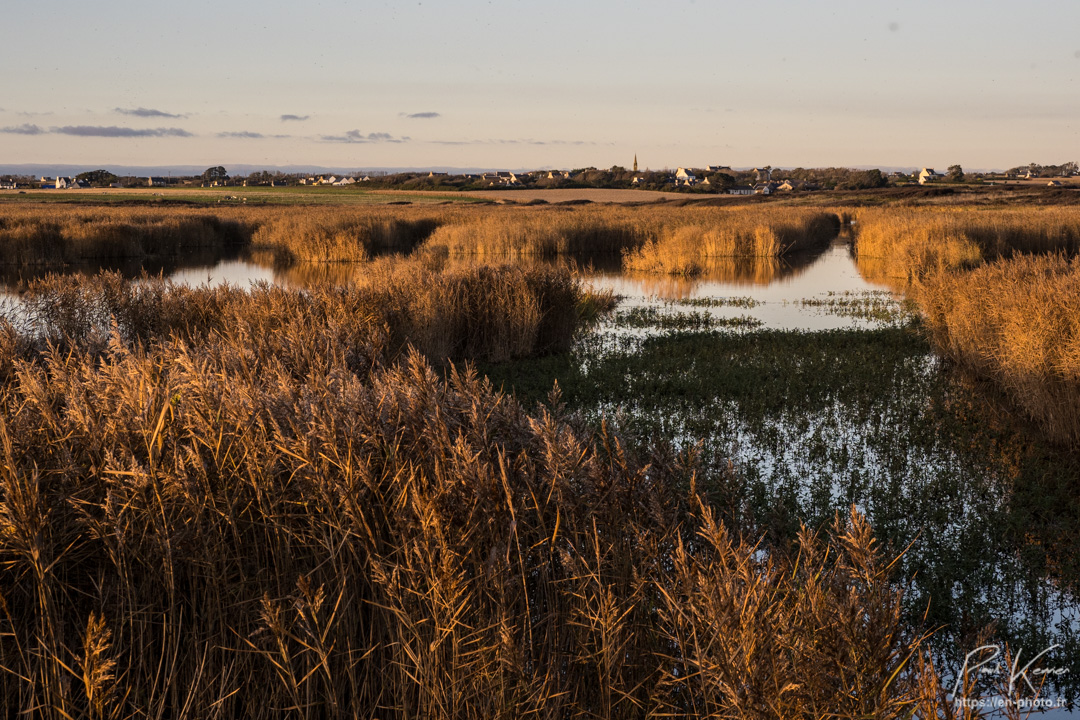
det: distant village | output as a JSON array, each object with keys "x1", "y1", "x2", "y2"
[{"x1": 2, "y1": 160, "x2": 1077, "y2": 193}]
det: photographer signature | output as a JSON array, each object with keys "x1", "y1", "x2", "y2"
[{"x1": 953, "y1": 644, "x2": 1068, "y2": 698}]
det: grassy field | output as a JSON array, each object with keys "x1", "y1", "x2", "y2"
[{"x1": 0, "y1": 185, "x2": 481, "y2": 206}]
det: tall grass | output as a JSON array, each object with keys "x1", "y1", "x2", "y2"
[
  {"x1": 623, "y1": 209, "x2": 840, "y2": 275},
  {"x1": 250, "y1": 211, "x2": 442, "y2": 263},
  {"x1": 0, "y1": 207, "x2": 253, "y2": 265},
  {"x1": 422, "y1": 206, "x2": 649, "y2": 258},
  {"x1": 854, "y1": 206, "x2": 1080, "y2": 280},
  {"x1": 2, "y1": 204, "x2": 841, "y2": 275},
  {"x1": 0, "y1": 271, "x2": 968, "y2": 715},
  {"x1": 853, "y1": 206, "x2": 1080, "y2": 446},
  {"x1": 14, "y1": 258, "x2": 607, "y2": 365},
  {"x1": 917, "y1": 253, "x2": 1080, "y2": 445}
]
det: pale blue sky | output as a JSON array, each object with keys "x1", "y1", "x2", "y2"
[{"x1": 2, "y1": 1, "x2": 1078, "y2": 170}]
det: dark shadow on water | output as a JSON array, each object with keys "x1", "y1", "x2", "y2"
[{"x1": 0, "y1": 246, "x2": 249, "y2": 290}]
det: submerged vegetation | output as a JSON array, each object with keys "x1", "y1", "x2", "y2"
[
  {"x1": 612, "y1": 305, "x2": 763, "y2": 332},
  {"x1": 483, "y1": 322, "x2": 1080, "y2": 699},
  {"x1": 797, "y1": 290, "x2": 914, "y2": 324}
]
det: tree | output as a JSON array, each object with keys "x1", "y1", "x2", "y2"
[
  {"x1": 246, "y1": 170, "x2": 274, "y2": 186},
  {"x1": 708, "y1": 172, "x2": 735, "y2": 190},
  {"x1": 201, "y1": 166, "x2": 229, "y2": 184},
  {"x1": 76, "y1": 169, "x2": 118, "y2": 187},
  {"x1": 946, "y1": 165, "x2": 964, "y2": 182}
]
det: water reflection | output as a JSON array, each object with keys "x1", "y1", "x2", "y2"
[
  {"x1": 604, "y1": 252, "x2": 821, "y2": 300},
  {"x1": 484, "y1": 323, "x2": 1080, "y2": 702},
  {"x1": 589, "y1": 240, "x2": 904, "y2": 331},
  {"x1": 0, "y1": 246, "x2": 249, "y2": 289}
]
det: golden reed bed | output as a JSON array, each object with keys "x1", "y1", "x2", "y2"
[
  {"x1": 0, "y1": 264, "x2": 979, "y2": 718},
  {"x1": 855, "y1": 206, "x2": 1080, "y2": 445},
  {"x1": 1, "y1": 203, "x2": 840, "y2": 270}
]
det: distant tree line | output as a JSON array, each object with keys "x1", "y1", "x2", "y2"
[{"x1": 1004, "y1": 162, "x2": 1078, "y2": 178}]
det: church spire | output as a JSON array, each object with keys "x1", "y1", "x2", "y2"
[{"x1": 633, "y1": 154, "x2": 638, "y2": 173}]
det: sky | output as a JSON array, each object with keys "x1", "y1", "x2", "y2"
[{"x1": 1, "y1": 0, "x2": 1078, "y2": 172}]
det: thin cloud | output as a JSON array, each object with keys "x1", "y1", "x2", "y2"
[
  {"x1": 1, "y1": 123, "x2": 46, "y2": 135},
  {"x1": 54, "y1": 125, "x2": 193, "y2": 137},
  {"x1": 218, "y1": 131, "x2": 265, "y2": 139},
  {"x1": 430, "y1": 137, "x2": 597, "y2": 146},
  {"x1": 402, "y1": 111, "x2": 441, "y2": 119},
  {"x1": 280, "y1": 114, "x2": 310, "y2": 122},
  {"x1": 115, "y1": 107, "x2": 186, "y2": 119},
  {"x1": 2, "y1": 123, "x2": 193, "y2": 138},
  {"x1": 320, "y1": 130, "x2": 409, "y2": 143}
]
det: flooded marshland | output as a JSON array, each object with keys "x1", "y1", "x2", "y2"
[{"x1": 3, "y1": 228, "x2": 1079, "y2": 706}]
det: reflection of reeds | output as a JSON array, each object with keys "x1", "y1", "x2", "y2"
[
  {"x1": 618, "y1": 254, "x2": 819, "y2": 300},
  {"x1": 622, "y1": 209, "x2": 839, "y2": 275}
]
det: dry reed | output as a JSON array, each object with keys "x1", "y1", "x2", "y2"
[
  {"x1": 0, "y1": 207, "x2": 252, "y2": 265},
  {"x1": 14, "y1": 257, "x2": 607, "y2": 365},
  {"x1": 917, "y1": 253, "x2": 1080, "y2": 445},
  {"x1": 623, "y1": 208, "x2": 839, "y2": 275},
  {"x1": 854, "y1": 206, "x2": 1080, "y2": 446},
  {"x1": 0, "y1": 265, "x2": 973, "y2": 718},
  {"x1": 2, "y1": 204, "x2": 842, "y2": 276},
  {"x1": 854, "y1": 206, "x2": 1080, "y2": 280}
]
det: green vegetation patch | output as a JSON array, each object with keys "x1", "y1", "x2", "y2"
[
  {"x1": 675, "y1": 295, "x2": 762, "y2": 308},
  {"x1": 797, "y1": 290, "x2": 915, "y2": 323},
  {"x1": 612, "y1": 305, "x2": 762, "y2": 332}
]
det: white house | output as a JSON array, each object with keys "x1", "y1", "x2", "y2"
[
  {"x1": 42, "y1": 176, "x2": 75, "y2": 189},
  {"x1": 675, "y1": 168, "x2": 697, "y2": 186},
  {"x1": 484, "y1": 171, "x2": 521, "y2": 186},
  {"x1": 918, "y1": 168, "x2": 944, "y2": 184}
]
